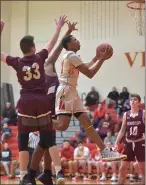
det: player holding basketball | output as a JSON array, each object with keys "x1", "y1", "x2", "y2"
[
  {"x1": 1, "y1": 16, "x2": 67, "y2": 185},
  {"x1": 115, "y1": 94, "x2": 145, "y2": 184},
  {"x1": 53, "y1": 34, "x2": 127, "y2": 161}
]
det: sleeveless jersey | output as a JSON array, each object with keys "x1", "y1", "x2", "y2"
[{"x1": 126, "y1": 109, "x2": 145, "y2": 141}]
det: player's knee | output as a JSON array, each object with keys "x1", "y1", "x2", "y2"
[
  {"x1": 58, "y1": 123, "x2": 69, "y2": 131},
  {"x1": 68, "y1": 161, "x2": 73, "y2": 165},
  {"x1": 54, "y1": 121, "x2": 69, "y2": 131}
]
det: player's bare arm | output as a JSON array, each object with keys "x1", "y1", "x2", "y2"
[
  {"x1": 45, "y1": 21, "x2": 78, "y2": 66},
  {"x1": 76, "y1": 58, "x2": 104, "y2": 78},
  {"x1": 84, "y1": 44, "x2": 112, "y2": 68},
  {"x1": 115, "y1": 112, "x2": 127, "y2": 145},
  {"x1": 76, "y1": 46, "x2": 112, "y2": 78},
  {"x1": 43, "y1": 15, "x2": 67, "y2": 55},
  {"x1": 1, "y1": 21, "x2": 8, "y2": 63},
  {"x1": 1, "y1": 20, "x2": 4, "y2": 36}
]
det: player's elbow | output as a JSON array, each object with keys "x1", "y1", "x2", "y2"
[
  {"x1": 87, "y1": 72, "x2": 94, "y2": 79},
  {"x1": 85, "y1": 71, "x2": 93, "y2": 79}
]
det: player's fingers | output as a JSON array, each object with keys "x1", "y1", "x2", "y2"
[
  {"x1": 73, "y1": 22, "x2": 78, "y2": 25},
  {"x1": 62, "y1": 15, "x2": 67, "y2": 21}
]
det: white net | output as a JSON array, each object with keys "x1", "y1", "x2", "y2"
[{"x1": 127, "y1": 1, "x2": 145, "y2": 35}]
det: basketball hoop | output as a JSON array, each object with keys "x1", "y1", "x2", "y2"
[{"x1": 127, "y1": 0, "x2": 145, "y2": 35}]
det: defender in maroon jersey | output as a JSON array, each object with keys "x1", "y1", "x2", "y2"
[
  {"x1": 115, "y1": 94, "x2": 145, "y2": 184},
  {"x1": 37, "y1": 22, "x2": 78, "y2": 185},
  {"x1": 1, "y1": 17, "x2": 67, "y2": 185}
]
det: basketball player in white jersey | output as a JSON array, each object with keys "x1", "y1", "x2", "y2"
[
  {"x1": 115, "y1": 94, "x2": 145, "y2": 184},
  {"x1": 54, "y1": 34, "x2": 126, "y2": 161}
]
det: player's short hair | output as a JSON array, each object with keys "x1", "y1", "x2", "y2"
[
  {"x1": 77, "y1": 141, "x2": 83, "y2": 145},
  {"x1": 62, "y1": 35, "x2": 73, "y2": 50},
  {"x1": 20, "y1": 35, "x2": 35, "y2": 54},
  {"x1": 63, "y1": 139, "x2": 70, "y2": 143},
  {"x1": 130, "y1": 93, "x2": 141, "y2": 102}
]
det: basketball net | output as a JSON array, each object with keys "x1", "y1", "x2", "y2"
[{"x1": 127, "y1": 1, "x2": 145, "y2": 35}]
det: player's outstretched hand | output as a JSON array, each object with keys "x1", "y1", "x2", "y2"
[
  {"x1": 67, "y1": 21, "x2": 78, "y2": 32},
  {"x1": 1, "y1": 20, "x2": 5, "y2": 36},
  {"x1": 55, "y1": 15, "x2": 67, "y2": 29}
]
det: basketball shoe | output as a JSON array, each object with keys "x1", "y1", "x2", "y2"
[{"x1": 101, "y1": 147, "x2": 127, "y2": 161}]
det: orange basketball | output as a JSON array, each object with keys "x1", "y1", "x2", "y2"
[{"x1": 96, "y1": 43, "x2": 113, "y2": 60}]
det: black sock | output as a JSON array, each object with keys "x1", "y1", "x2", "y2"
[
  {"x1": 44, "y1": 169, "x2": 52, "y2": 175},
  {"x1": 28, "y1": 169, "x2": 37, "y2": 178}
]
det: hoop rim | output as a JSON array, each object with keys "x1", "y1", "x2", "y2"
[{"x1": 127, "y1": 1, "x2": 145, "y2": 10}]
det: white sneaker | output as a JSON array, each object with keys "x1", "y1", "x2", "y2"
[
  {"x1": 83, "y1": 177, "x2": 90, "y2": 181},
  {"x1": 72, "y1": 176, "x2": 77, "y2": 181},
  {"x1": 111, "y1": 175, "x2": 117, "y2": 181},
  {"x1": 101, "y1": 147, "x2": 127, "y2": 161},
  {"x1": 100, "y1": 176, "x2": 107, "y2": 181},
  {"x1": 129, "y1": 176, "x2": 134, "y2": 182}
]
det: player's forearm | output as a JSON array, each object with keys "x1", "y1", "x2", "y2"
[
  {"x1": 44, "y1": 26, "x2": 62, "y2": 54},
  {"x1": 88, "y1": 58, "x2": 105, "y2": 78},
  {"x1": 1, "y1": 20, "x2": 4, "y2": 36},
  {"x1": 115, "y1": 131, "x2": 125, "y2": 145},
  {"x1": 45, "y1": 29, "x2": 72, "y2": 65},
  {"x1": 85, "y1": 57, "x2": 98, "y2": 68}
]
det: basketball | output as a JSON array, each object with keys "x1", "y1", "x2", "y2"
[{"x1": 96, "y1": 43, "x2": 113, "y2": 60}]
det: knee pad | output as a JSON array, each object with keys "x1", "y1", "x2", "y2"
[
  {"x1": 18, "y1": 133, "x2": 29, "y2": 151},
  {"x1": 39, "y1": 131, "x2": 56, "y2": 149}
]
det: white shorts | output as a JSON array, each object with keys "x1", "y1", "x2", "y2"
[{"x1": 55, "y1": 85, "x2": 87, "y2": 115}]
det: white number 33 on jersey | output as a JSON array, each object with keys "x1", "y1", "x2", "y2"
[{"x1": 22, "y1": 63, "x2": 41, "y2": 81}]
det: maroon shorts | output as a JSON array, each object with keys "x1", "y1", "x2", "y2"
[
  {"x1": 122, "y1": 139, "x2": 145, "y2": 162},
  {"x1": 17, "y1": 93, "x2": 52, "y2": 134}
]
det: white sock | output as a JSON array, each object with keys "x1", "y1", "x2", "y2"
[
  {"x1": 20, "y1": 171, "x2": 27, "y2": 181},
  {"x1": 55, "y1": 166, "x2": 61, "y2": 176},
  {"x1": 102, "y1": 172, "x2": 106, "y2": 177},
  {"x1": 112, "y1": 173, "x2": 116, "y2": 177}
]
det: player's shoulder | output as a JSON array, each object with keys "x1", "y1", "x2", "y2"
[{"x1": 63, "y1": 51, "x2": 77, "y2": 59}]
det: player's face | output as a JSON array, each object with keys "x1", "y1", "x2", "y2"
[
  {"x1": 69, "y1": 37, "x2": 80, "y2": 51},
  {"x1": 130, "y1": 97, "x2": 140, "y2": 108},
  {"x1": 78, "y1": 143, "x2": 84, "y2": 150},
  {"x1": 4, "y1": 143, "x2": 8, "y2": 149},
  {"x1": 63, "y1": 142, "x2": 70, "y2": 148}
]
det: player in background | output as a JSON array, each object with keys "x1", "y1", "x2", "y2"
[{"x1": 115, "y1": 94, "x2": 145, "y2": 184}]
